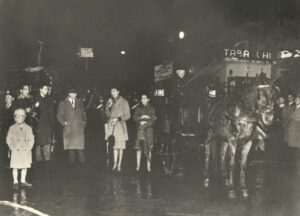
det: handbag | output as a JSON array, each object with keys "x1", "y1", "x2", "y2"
[{"x1": 107, "y1": 124, "x2": 116, "y2": 147}]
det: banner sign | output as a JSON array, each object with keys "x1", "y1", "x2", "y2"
[
  {"x1": 154, "y1": 62, "x2": 173, "y2": 82},
  {"x1": 79, "y1": 48, "x2": 94, "y2": 58},
  {"x1": 224, "y1": 49, "x2": 271, "y2": 60},
  {"x1": 225, "y1": 48, "x2": 300, "y2": 60}
]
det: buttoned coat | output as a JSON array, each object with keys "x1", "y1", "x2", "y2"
[
  {"x1": 6, "y1": 123, "x2": 34, "y2": 168},
  {"x1": 57, "y1": 97, "x2": 87, "y2": 150},
  {"x1": 35, "y1": 94, "x2": 55, "y2": 146},
  {"x1": 133, "y1": 104, "x2": 156, "y2": 152},
  {"x1": 105, "y1": 96, "x2": 130, "y2": 142}
]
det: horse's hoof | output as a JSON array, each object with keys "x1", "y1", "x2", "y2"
[
  {"x1": 227, "y1": 190, "x2": 236, "y2": 199},
  {"x1": 203, "y1": 178, "x2": 210, "y2": 188},
  {"x1": 240, "y1": 189, "x2": 249, "y2": 199}
]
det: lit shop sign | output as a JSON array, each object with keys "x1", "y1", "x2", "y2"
[
  {"x1": 279, "y1": 50, "x2": 300, "y2": 58},
  {"x1": 154, "y1": 89, "x2": 165, "y2": 97},
  {"x1": 224, "y1": 49, "x2": 272, "y2": 60},
  {"x1": 78, "y1": 48, "x2": 94, "y2": 58}
]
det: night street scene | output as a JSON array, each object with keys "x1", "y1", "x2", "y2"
[{"x1": 1, "y1": 0, "x2": 300, "y2": 215}]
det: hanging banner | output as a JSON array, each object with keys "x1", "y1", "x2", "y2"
[{"x1": 154, "y1": 62, "x2": 173, "y2": 83}]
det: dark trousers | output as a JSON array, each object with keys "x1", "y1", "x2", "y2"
[{"x1": 68, "y1": 150, "x2": 85, "y2": 162}]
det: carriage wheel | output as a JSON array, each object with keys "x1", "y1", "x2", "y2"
[{"x1": 160, "y1": 136, "x2": 176, "y2": 175}]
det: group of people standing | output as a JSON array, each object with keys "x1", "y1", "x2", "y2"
[
  {"x1": 1, "y1": 83, "x2": 157, "y2": 189},
  {"x1": 274, "y1": 93, "x2": 300, "y2": 158}
]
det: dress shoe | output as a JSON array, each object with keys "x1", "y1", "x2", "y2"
[{"x1": 20, "y1": 182, "x2": 32, "y2": 188}]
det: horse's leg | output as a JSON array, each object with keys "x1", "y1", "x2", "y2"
[
  {"x1": 203, "y1": 130, "x2": 213, "y2": 188},
  {"x1": 220, "y1": 141, "x2": 229, "y2": 187},
  {"x1": 240, "y1": 140, "x2": 252, "y2": 198},
  {"x1": 227, "y1": 138, "x2": 237, "y2": 198},
  {"x1": 203, "y1": 143, "x2": 210, "y2": 188}
]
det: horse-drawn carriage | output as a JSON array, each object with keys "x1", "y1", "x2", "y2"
[{"x1": 158, "y1": 74, "x2": 278, "y2": 198}]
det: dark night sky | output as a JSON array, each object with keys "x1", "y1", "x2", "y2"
[{"x1": 0, "y1": 0, "x2": 298, "y2": 88}]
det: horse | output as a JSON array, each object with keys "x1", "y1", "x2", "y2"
[{"x1": 202, "y1": 82, "x2": 277, "y2": 198}]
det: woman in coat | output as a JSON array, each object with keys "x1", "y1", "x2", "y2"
[
  {"x1": 105, "y1": 87, "x2": 130, "y2": 172},
  {"x1": 57, "y1": 88, "x2": 87, "y2": 163},
  {"x1": 133, "y1": 94, "x2": 156, "y2": 172}
]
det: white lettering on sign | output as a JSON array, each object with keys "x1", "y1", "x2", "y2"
[
  {"x1": 80, "y1": 48, "x2": 94, "y2": 58},
  {"x1": 244, "y1": 50, "x2": 250, "y2": 58},
  {"x1": 224, "y1": 49, "x2": 271, "y2": 60},
  {"x1": 280, "y1": 50, "x2": 300, "y2": 58}
]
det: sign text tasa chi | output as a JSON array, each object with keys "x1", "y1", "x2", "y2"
[{"x1": 154, "y1": 62, "x2": 173, "y2": 83}]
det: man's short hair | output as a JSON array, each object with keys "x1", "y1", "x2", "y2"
[
  {"x1": 20, "y1": 84, "x2": 29, "y2": 90},
  {"x1": 39, "y1": 83, "x2": 49, "y2": 90}
]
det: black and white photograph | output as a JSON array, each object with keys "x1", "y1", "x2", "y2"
[{"x1": 0, "y1": 0, "x2": 300, "y2": 215}]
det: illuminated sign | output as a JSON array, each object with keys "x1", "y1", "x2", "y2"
[
  {"x1": 78, "y1": 48, "x2": 94, "y2": 58},
  {"x1": 154, "y1": 89, "x2": 165, "y2": 97},
  {"x1": 224, "y1": 49, "x2": 272, "y2": 60},
  {"x1": 279, "y1": 50, "x2": 300, "y2": 58},
  {"x1": 208, "y1": 90, "x2": 216, "y2": 98},
  {"x1": 225, "y1": 48, "x2": 300, "y2": 60}
]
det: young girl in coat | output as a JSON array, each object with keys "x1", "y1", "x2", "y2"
[{"x1": 6, "y1": 108, "x2": 34, "y2": 190}]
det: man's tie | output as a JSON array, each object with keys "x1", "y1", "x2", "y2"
[{"x1": 71, "y1": 99, "x2": 75, "y2": 108}]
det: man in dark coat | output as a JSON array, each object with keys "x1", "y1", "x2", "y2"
[
  {"x1": 0, "y1": 90, "x2": 15, "y2": 167},
  {"x1": 13, "y1": 84, "x2": 37, "y2": 127},
  {"x1": 57, "y1": 88, "x2": 87, "y2": 163},
  {"x1": 35, "y1": 84, "x2": 55, "y2": 163}
]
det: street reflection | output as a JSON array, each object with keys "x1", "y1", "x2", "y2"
[
  {"x1": 135, "y1": 173, "x2": 153, "y2": 199},
  {"x1": 12, "y1": 189, "x2": 28, "y2": 216}
]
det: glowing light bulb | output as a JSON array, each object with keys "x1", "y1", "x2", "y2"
[{"x1": 179, "y1": 31, "x2": 185, "y2": 39}]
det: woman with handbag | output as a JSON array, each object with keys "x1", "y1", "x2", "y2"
[
  {"x1": 105, "y1": 88, "x2": 131, "y2": 172},
  {"x1": 133, "y1": 94, "x2": 156, "y2": 172}
]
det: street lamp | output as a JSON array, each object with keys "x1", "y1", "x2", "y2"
[
  {"x1": 179, "y1": 31, "x2": 185, "y2": 39},
  {"x1": 121, "y1": 50, "x2": 126, "y2": 55}
]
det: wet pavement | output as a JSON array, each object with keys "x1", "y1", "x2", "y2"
[{"x1": 0, "y1": 128, "x2": 300, "y2": 216}]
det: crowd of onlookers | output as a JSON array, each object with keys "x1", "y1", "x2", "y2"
[
  {"x1": 270, "y1": 94, "x2": 300, "y2": 160},
  {"x1": 0, "y1": 83, "x2": 157, "y2": 190},
  {"x1": 1, "y1": 79, "x2": 300, "y2": 190}
]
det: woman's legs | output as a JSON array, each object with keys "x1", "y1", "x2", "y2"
[
  {"x1": 147, "y1": 151, "x2": 152, "y2": 172},
  {"x1": 118, "y1": 149, "x2": 124, "y2": 171},
  {"x1": 12, "y1": 169, "x2": 18, "y2": 184},
  {"x1": 21, "y1": 169, "x2": 27, "y2": 183},
  {"x1": 112, "y1": 149, "x2": 118, "y2": 170},
  {"x1": 136, "y1": 150, "x2": 142, "y2": 170}
]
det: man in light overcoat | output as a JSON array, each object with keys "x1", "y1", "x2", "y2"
[{"x1": 57, "y1": 88, "x2": 87, "y2": 163}]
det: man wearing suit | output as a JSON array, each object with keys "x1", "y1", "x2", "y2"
[{"x1": 57, "y1": 87, "x2": 87, "y2": 163}]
